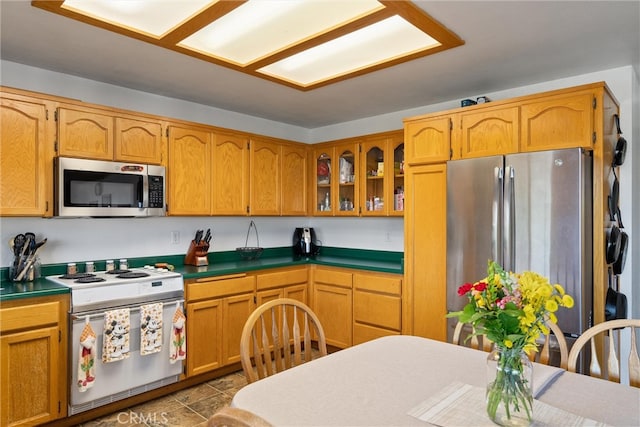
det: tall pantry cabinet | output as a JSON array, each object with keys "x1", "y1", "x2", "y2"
[{"x1": 403, "y1": 82, "x2": 619, "y2": 348}]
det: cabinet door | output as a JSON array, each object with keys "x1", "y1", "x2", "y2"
[
  {"x1": 57, "y1": 106, "x2": 113, "y2": 160},
  {"x1": 313, "y1": 147, "x2": 333, "y2": 215},
  {"x1": 389, "y1": 136, "x2": 405, "y2": 217},
  {"x1": 0, "y1": 96, "x2": 52, "y2": 216},
  {"x1": 458, "y1": 106, "x2": 519, "y2": 158},
  {"x1": 360, "y1": 139, "x2": 386, "y2": 216},
  {"x1": 250, "y1": 138, "x2": 281, "y2": 215},
  {"x1": 404, "y1": 116, "x2": 451, "y2": 164},
  {"x1": 114, "y1": 116, "x2": 163, "y2": 165},
  {"x1": 281, "y1": 143, "x2": 308, "y2": 216},
  {"x1": 212, "y1": 132, "x2": 249, "y2": 215},
  {"x1": 312, "y1": 267, "x2": 353, "y2": 348},
  {"x1": 222, "y1": 293, "x2": 255, "y2": 365},
  {"x1": 335, "y1": 143, "x2": 358, "y2": 216},
  {"x1": 186, "y1": 298, "x2": 222, "y2": 376},
  {"x1": 1, "y1": 327, "x2": 60, "y2": 426},
  {"x1": 521, "y1": 92, "x2": 594, "y2": 151},
  {"x1": 404, "y1": 163, "x2": 447, "y2": 341},
  {"x1": 167, "y1": 125, "x2": 212, "y2": 215}
]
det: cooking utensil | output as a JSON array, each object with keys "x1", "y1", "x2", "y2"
[
  {"x1": 612, "y1": 231, "x2": 628, "y2": 275},
  {"x1": 15, "y1": 238, "x2": 46, "y2": 281},
  {"x1": 203, "y1": 228, "x2": 211, "y2": 244},
  {"x1": 605, "y1": 269, "x2": 627, "y2": 321}
]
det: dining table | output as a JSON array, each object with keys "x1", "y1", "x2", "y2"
[{"x1": 231, "y1": 335, "x2": 640, "y2": 426}]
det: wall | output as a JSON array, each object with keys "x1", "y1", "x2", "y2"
[{"x1": 1, "y1": 63, "x2": 636, "y2": 325}]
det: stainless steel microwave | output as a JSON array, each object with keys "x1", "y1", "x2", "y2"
[{"x1": 55, "y1": 157, "x2": 166, "y2": 217}]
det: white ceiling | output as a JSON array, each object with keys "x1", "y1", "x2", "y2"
[{"x1": 1, "y1": 1, "x2": 639, "y2": 129}]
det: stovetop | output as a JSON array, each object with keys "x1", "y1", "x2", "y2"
[
  {"x1": 46, "y1": 266, "x2": 184, "y2": 313},
  {"x1": 47, "y1": 266, "x2": 181, "y2": 288}
]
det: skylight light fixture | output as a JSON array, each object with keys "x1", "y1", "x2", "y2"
[{"x1": 33, "y1": 0, "x2": 464, "y2": 90}]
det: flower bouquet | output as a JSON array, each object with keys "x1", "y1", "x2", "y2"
[{"x1": 447, "y1": 260, "x2": 573, "y2": 426}]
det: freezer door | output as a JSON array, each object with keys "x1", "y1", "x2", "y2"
[
  {"x1": 506, "y1": 148, "x2": 592, "y2": 337},
  {"x1": 446, "y1": 155, "x2": 504, "y2": 340}
]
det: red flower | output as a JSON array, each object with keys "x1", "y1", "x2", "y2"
[
  {"x1": 474, "y1": 282, "x2": 487, "y2": 292},
  {"x1": 458, "y1": 283, "x2": 473, "y2": 296}
]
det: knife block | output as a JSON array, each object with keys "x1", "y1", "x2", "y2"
[{"x1": 184, "y1": 240, "x2": 210, "y2": 266}]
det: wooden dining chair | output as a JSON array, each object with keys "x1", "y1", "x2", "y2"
[
  {"x1": 453, "y1": 320, "x2": 568, "y2": 369},
  {"x1": 567, "y1": 318, "x2": 640, "y2": 387},
  {"x1": 207, "y1": 406, "x2": 272, "y2": 427},
  {"x1": 240, "y1": 298, "x2": 328, "y2": 383}
]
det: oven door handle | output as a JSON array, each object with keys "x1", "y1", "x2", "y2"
[{"x1": 71, "y1": 298, "x2": 184, "y2": 321}]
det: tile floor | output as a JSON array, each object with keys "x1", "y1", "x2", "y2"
[{"x1": 79, "y1": 370, "x2": 247, "y2": 427}]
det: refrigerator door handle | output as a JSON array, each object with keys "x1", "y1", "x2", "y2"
[
  {"x1": 503, "y1": 165, "x2": 516, "y2": 271},
  {"x1": 492, "y1": 167, "x2": 504, "y2": 264}
]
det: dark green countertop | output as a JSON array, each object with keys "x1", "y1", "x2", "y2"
[{"x1": 1, "y1": 246, "x2": 403, "y2": 301}]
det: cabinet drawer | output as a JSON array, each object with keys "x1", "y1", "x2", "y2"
[
  {"x1": 313, "y1": 268, "x2": 352, "y2": 288},
  {"x1": 0, "y1": 301, "x2": 60, "y2": 332},
  {"x1": 256, "y1": 268, "x2": 308, "y2": 290},
  {"x1": 354, "y1": 274, "x2": 401, "y2": 295},
  {"x1": 187, "y1": 275, "x2": 255, "y2": 301},
  {"x1": 353, "y1": 323, "x2": 400, "y2": 345},
  {"x1": 353, "y1": 291, "x2": 401, "y2": 330}
]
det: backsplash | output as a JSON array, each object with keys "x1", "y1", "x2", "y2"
[{"x1": 0, "y1": 216, "x2": 404, "y2": 268}]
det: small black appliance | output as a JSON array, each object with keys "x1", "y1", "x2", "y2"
[{"x1": 293, "y1": 227, "x2": 320, "y2": 257}]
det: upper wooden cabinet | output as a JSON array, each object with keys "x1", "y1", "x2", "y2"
[
  {"x1": 250, "y1": 137, "x2": 281, "y2": 216},
  {"x1": 0, "y1": 92, "x2": 54, "y2": 216},
  {"x1": 404, "y1": 115, "x2": 451, "y2": 165},
  {"x1": 520, "y1": 91, "x2": 595, "y2": 152},
  {"x1": 167, "y1": 124, "x2": 212, "y2": 215},
  {"x1": 281, "y1": 143, "x2": 308, "y2": 216},
  {"x1": 57, "y1": 105, "x2": 164, "y2": 164},
  {"x1": 311, "y1": 141, "x2": 359, "y2": 216},
  {"x1": 212, "y1": 132, "x2": 250, "y2": 215},
  {"x1": 114, "y1": 116, "x2": 163, "y2": 164},
  {"x1": 455, "y1": 105, "x2": 519, "y2": 158},
  {"x1": 360, "y1": 131, "x2": 404, "y2": 217}
]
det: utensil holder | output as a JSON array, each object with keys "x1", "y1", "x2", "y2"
[{"x1": 184, "y1": 240, "x2": 210, "y2": 266}]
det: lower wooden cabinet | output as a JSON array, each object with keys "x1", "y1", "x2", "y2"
[
  {"x1": 311, "y1": 266, "x2": 353, "y2": 348},
  {"x1": 353, "y1": 272, "x2": 402, "y2": 345},
  {"x1": 185, "y1": 274, "x2": 255, "y2": 377},
  {"x1": 0, "y1": 294, "x2": 69, "y2": 426}
]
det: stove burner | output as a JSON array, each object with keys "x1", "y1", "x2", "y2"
[
  {"x1": 117, "y1": 271, "x2": 150, "y2": 279},
  {"x1": 75, "y1": 276, "x2": 107, "y2": 284},
  {"x1": 60, "y1": 273, "x2": 96, "y2": 280},
  {"x1": 107, "y1": 269, "x2": 131, "y2": 275}
]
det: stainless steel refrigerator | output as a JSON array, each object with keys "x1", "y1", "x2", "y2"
[{"x1": 446, "y1": 148, "x2": 592, "y2": 358}]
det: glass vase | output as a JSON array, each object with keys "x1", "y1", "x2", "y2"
[{"x1": 486, "y1": 346, "x2": 533, "y2": 426}]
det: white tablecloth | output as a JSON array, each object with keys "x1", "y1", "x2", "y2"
[{"x1": 231, "y1": 335, "x2": 640, "y2": 426}]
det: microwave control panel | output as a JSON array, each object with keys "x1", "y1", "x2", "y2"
[{"x1": 148, "y1": 175, "x2": 164, "y2": 208}]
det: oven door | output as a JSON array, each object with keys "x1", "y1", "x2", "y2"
[
  {"x1": 69, "y1": 299, "x2": 183, "y2": 415},
  {"x1": 56, "y1": 157, "x2": 148, "y2": 217}
]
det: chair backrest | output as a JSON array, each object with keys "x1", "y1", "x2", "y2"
[
  {"x1": 453, "y1": 320, "x2": 568, "y2": 369},
  {"x1": 567, "y1": 318, "x2": 640, "y2": 387},
  {"x1": 529, "y1": 320, "x2": 569, "y2": 370},
  {"x1": 240, "y1": 298, "x2": 327, "y2": 383},
  {"x1": 452, "y1": 321, "x2": 493, "y2": 352},
  {"x1": 207, "y1": 406, "x2": 272, "y2": 427}
]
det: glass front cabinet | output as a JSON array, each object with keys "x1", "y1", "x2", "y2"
[
  {"x1": 313, "y1": 131, "x2": 403, "y2": 217},
  {"x1": 360, "y1": 132, "x2": 404, "y2": 217}
]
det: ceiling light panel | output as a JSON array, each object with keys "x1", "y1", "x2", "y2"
[
  {"x1": 178, "y1": 0, "x2": 385, "y2": 66},
  {"x1": 61, "y1": 0, "x2": 217, "y2": 38},
  {"x1": 258, "y1": 15, "x2": 441, "y2": 86}
]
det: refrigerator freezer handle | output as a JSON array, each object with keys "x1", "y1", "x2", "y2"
[
  {"x1": 503, "y1": 166, "x2": 516, "y2": 271},
  {"x1": 492, "y1": 167, "x2": 504, "y2": 264}
]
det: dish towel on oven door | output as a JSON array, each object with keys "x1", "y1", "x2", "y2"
[
  {"x1": 170, "y1": 303, "x2": 186, "y2": 363},
  {"x1": 140, "y1": 303, "x2": 163, "y2": 355},
  {"x1": 102, "y1": 308, "x2": 130, "y2": 363},
  {"x1": 77, "y1": 318, "x2": 96, "y2": 392}
]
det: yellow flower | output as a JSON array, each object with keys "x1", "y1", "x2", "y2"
[
  {"x1": 554, "y1": 284, "x2": 566, "y2": 295},
  {"x1": 562, "y1": 294, "x2": 574, "y2": 308},
  {"x1": 545, "y1": 299, "x2": 559, "y2": 312},
  {"x1": 504, "y1": 339, "x2": 513, "y2": 348}
]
